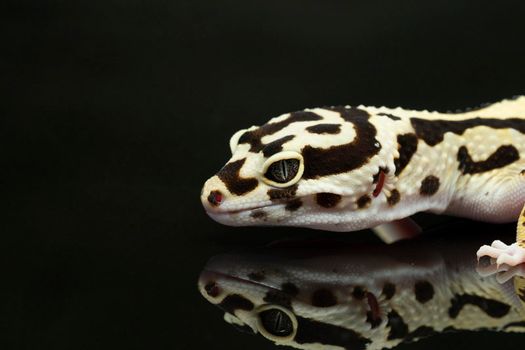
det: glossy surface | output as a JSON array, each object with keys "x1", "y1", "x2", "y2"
[{"x1": 4, "y1": 1, "x2": 525, "y2": 349}]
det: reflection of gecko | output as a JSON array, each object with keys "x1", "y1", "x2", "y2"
[
  {"x1": 198, "y1": 235, "x2": 525, "y2": 349},
  {"x1": 201, "y1": 97, "x2": 525, "y2": 265}
]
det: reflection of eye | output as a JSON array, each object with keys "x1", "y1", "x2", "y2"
[
  {"x1": 258, "y1": 308, "x2": 294, "y2": 337},
  {"x1": 264, "y1": 159, "x2": 299, "y2": 184}
]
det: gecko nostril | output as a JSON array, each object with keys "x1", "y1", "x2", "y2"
[{"x1": 207, "y1": 190, "x2": 223, "y2": 206}]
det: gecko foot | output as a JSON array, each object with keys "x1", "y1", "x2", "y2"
[{"x1": 477, "y1": 241, "x2": 525, "y2": 268}]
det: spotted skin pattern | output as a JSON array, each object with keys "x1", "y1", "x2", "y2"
[
  {"x1": 201, "y1": 97, "x2": 525, "y2": 265},
  {"x1": 198, "y1": 238, "x2": 525, "y2": 350}
]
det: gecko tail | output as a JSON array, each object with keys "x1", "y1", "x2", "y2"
[{"x1": 373, "y1": 217, "x2": 422, "y2": 244}]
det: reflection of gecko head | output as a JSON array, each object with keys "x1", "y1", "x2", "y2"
[{"x1": 198, "y1": 234, "x2": 525, "y2": 350}]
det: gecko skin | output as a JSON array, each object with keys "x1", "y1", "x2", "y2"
[
  {"x1": 198, "y1": 236, "x2": 525, "y2": 349},
  {"x1": 201, "y1": 97, "x2": 525, "y2": 265}
]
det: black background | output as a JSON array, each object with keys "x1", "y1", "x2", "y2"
[{"x1": 3, "y1": 1, "x2": 525, "y2": 349}]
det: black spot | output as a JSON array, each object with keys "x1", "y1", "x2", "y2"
[
  {"x1": 420, "y1": 175, "x2": 440, "y2": 195},
  {"x1": 217, "y1": 158, "x2": 258, "y2": 195},
  {"x1": 352, "y1": 286, "x2": 366, "y2": 300},
  {"x1": 311, "y1": 289, "x2": 337, "y2": 307},
  {"x1": 521, "y1": 169, "x2": 525, "y2": 175},
  {"x1": 382, "y1": 283, "x2": 396, "y2": 300},
  {"x1": 247, "y1": 272, "x2": 265, "y2": 281},
  {"x1": 285, "y1": 199, "x2": 303, "y2": 211},
  {"x1": 387, "y1": 189, "x2": 400, "y2": 206},
  {"x1": 294, "y1": 316, "x2": 371, "y2": 350},
  {"x1": 457, "y1": 145, "x2": 520, "y2": 174},
  {"x1": 268, "y1": 184, "x2": 298, "y2": 200},
  {"x1": 405, "y1": 326, "x2": 437, "y2": 343},
  {"x1": 411, "y1": 117, "x2": 525, "y2": 147},
  {"x1": 414, "y1": 281, "x2": 434, "y2": 303},
  {"x1": 204, "y1": 281, "x2": 220, "y2": 297},
  {"x1": 386, "y1": 309, "x2": 409, "y2": 340},
  {"x1": 302, "y1": 107, "x2": 380, "y2": 179},
  {"x1": 239, "y1": 111, "x2": 323, "y2": 152},
  {"x1": 378, "y1": 113, "x2": 401, "y2": 121},
  {"x1": 218, "y1": 294, "x2": 254, "y2": 314},
  {"x1": 356, "y1": 195, "x2": 371, "y2": 209},
  {"x1": 250, "y1": 210, "x2": 267, "y2": 220},
  {"x1": 448, "y1": 294, "x2": 511, "y2": 319},
  {"x1": 264, "y1": 290, "x2": 293, "y2": 309},
  {"x1": 281, "y1": 283, "x2": 299, "y2": 296},
  {"x1": 393, "y1": 133, "x2": 418, "y2": 176},
  {"x1": 262, "y1": 135, "x2": 295, "y2": 157},
  {"x1": 316, "y1": 193, "x2": 342, "y2": 208},
  {"x1": 306, "y1": 123, "x2": 342, "y2": 134}
]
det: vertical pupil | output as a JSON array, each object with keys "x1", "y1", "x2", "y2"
[{"x1": 280, "y1": 160, "x2": 288, "y2": 181}]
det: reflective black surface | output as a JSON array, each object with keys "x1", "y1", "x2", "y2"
[{"x1": 4, "y1": 1, "x2": 525, "y2": 349}]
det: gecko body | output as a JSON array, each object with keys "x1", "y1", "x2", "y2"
[{"x1": 201, "y1": 97, "x2": 525, "y2": 265}]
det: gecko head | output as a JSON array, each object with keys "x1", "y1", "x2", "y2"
[
  {"x1": 197, "y1": 245, "x2": 407, "y2": 349},
  {"x1": 201, "y1": 106, "x2": 401, "y2": 231}
]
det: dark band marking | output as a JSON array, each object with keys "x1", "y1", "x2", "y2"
[
  {"x1": 405, "y1": 326, "x2": 437, "y2": 343},
  {"x1": 306, "y1": 123, "x2": 342, "y2": 134},
  {"x1": 352, "y1": 286, "x2": 366, "y2": 300},
  {"x1": 204, "y1": 281, "x2": 220, "y2": 298},
  {"x1": 386, "y1": 309, "x2": 409, "y2": 340},
  {"x1": 250, "y1": 210, "x2": 267, "y2": 219},
  {"x1": 457, "y1": 145, "x2": 520, "y2": 174},
  {"x1": 268, "y1": 184, "x2": 298, "y2": 200},
  {"x1": 420, "y1": 175, "x2": 440, "y2": 196},
  {"x1": 414, "y1": 281, "x2": 434, "y2": 303},
  {"x1": 264, "y1": 290, "x2": 293, "y2": 309},
  {"x1": 387, "y1": 189, "x2": 401, "y2": 206},
  {"x1": 504, "y1": 321, "x2": 525, "y2": 330},
  {"x1": 285, "y1": 199, "x2": 303, "y2": 211},
  {"x1": 311, "y1": 289, "x2": 338, "y2": 307},
  {"x1": 448, "y1": 294, "x2": 511, "y2": 319},
  {"x1": 262, "y1": 135, "x2": 295, "y2": 157},
  {"x1": 411, "y1": 117, "x2": 525, "y2": 147},
  {"x1": 382, "y1": 283, "x2": 396, "y2": 300},
  {"x1": 281, "y1": 283, "x2": 300, "y2": 296},
  {"x1": 294, "y1": 316, "x2": 371, "y2": 350},
  {"x1": 378, "y1": 113, "x2": 401, "y2": 121},
  {"x1": 316, "y1": 193, "x2": 342, "y2": 208},
  {"x1": 356, "y1": 195, "x2": 371, "y2": 209},
  {"x1": 394, "y1": 133, "x2": 418, "y2": 176},
  {"x1": 217, "y1": 158, "x2": 258, "y2": 195},
  {"x1": 239, "y1": 111, "x2": 322, "y2": 152},
  {"x1": 247, "y1": 272, "x2": 265, "y2": 281},
  {"x1": 218, "y1": 294, "x2": 254, "y2": 314},
  {"x1": 302, "y1": 107, "x2": 380, "y2": 179}
]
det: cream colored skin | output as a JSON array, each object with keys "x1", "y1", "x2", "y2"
[
  {"x1": 201, "y1": 97, "x2": 525, "y2": 265},
  {"x1": 198, "y1": 237, "x2": 525, "y2": 350}
]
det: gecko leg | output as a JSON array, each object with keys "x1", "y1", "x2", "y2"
[{"x1": 476, "y1": 204, "x2": 525, "y2": 267}]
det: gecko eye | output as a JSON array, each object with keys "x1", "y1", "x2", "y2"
[
  {"x1": 262, "y1": 151, "x2": 304, "y2": 188},
  {"x1": 265, "y1": 159, "x2": 299, "y2": 183},
  {"x1": 256, "y1": 305, "x2": 297, "y2": 341}
]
